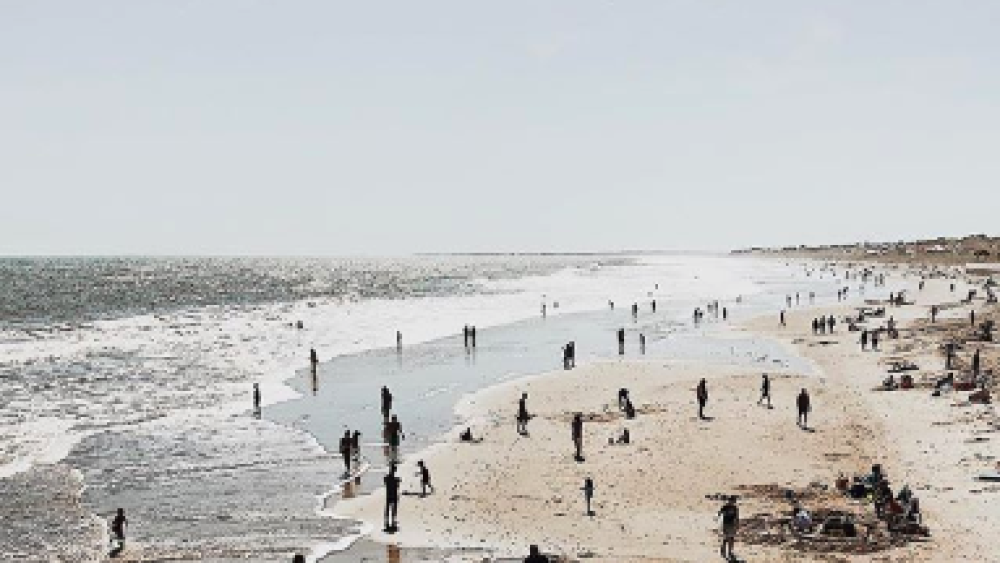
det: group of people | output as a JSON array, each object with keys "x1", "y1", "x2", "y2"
[{"x1": 811, "y1": 315, "x2": 836, "y2": 335}]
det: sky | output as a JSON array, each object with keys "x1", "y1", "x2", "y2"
[{"x1": 1, "y1": 1, "x2": 998, "y2": 255}]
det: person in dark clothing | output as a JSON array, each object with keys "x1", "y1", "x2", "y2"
[
  {"x1": 339, "y1": 430, "x2": 353, "y2": 474},
  {"x1": 517, "y1": 393, "x2": 530, "y2": 435},
  {"x1": 639, "y1": 333, "x2": 646, "y2": 354},
  {"x1": 524, "y1": 545, "x2": 547, "y2": 563},
  {"x1": 780, "y1": 310, "x2": 786, "y2": 326},
  {"x1": 718, "y1": 497, "x2": 739, "y2": 560},
  {"x1": 417, "y1": 460, "x2": 434, "y2": 496},
  {"x1": 618, "y1": 388, "x2": 630, "y2": 410},
  {"x1": 463, "y1": 325, "x2": 470, "y2": 348},
  {"x1": 351, "y1": 430, "x2": 362, "y2": 464},
  {"x1": 861, "y1": 330, "x2": 868, "y2": 350},
  {"x1": 384, "y1": 463, "x2": 401, "y2": 531},
  {"x1": 971, "y1": 310, "x2": 976, "y2": 327},
  {"x1": 758, "y1": 374, "x2": 771, "y2": 407},
  {"x1": 470, "y1": 326, "x2": 477, "y2": 348},
  {"x1": 617, "y1": 328, "x2": 625, "y2": 355},
  {"x1": 651, "y1": 299, "x2": 657, "y2": 313},
  {"x1": 292, "y1": 555, "x2": 306, "y2": 563},
  {"x1": 571, "y1": 413, "x2": 584, "y2": 461},
  {"x1": 396, "y1": 331, "x2": 402, "y2": 351},
  {"x1": 110, "y1": 508, "x2": 128, "y2": 548},
  {"x1": 973, "y1": 349, "x2": 981, "y2": 377},
  {"x1": 697, "y1": 379, "x2": 708, "y2": 420},
  {"x1": 624, "y1": 398, "x2": 636, "y2": 419},
  {"x1": 797, "y1": 389, "x2": 811, "y2": 429},
  {"x1": 381, "y1": 386, "x2": 393, "y2": 419},
  {"x1": 582, "y1": 477, "x2": 595, "y2": 516},
  {"x1": 871, "y1": 330, "x2": 879, "y2": 350},
  {"x1": 253, "y1": 383, "x2": 261, "y2": 413},
  {"x1": 386, "y1": 415, "x2": 404, "y2": 459}
]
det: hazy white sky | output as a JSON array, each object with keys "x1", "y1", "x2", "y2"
[{"x1": 1, "y1": 1, "x2": 998, "y2": 255}]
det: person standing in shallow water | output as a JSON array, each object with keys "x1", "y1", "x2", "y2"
[
  {"x1": 697, "y1": 379, "x2": 708, "y2": 419},
  {"x1": 110, "y1": 508, "x2": 128, "y2": 549},
  {"x1": 381, "y1": 386, "x2": 393, "y2": 419},
  {"x1": 386, "y1": 415, "x2": 404, "y2": 459}
]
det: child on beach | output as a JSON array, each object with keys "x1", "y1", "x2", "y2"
[{"x1": 416, "y1": 460, "x2": 434, "y2": 497}]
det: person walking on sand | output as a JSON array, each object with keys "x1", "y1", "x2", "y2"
[
  {"x1": 582, "y1": 477, "x2": 595, "y2": 516},
  {"x1": 110, "y1": 508, "x2": 128, "y2": 550},
  {"x1": 572, "y1": 413, "x2": 584, "y2": 461},
  {"x1": 758, "y1": 374, "x2": 771, "y2": 408},
  {"x1": 797, "y1": 389, "x2": 811, "y2": 429},
  {"x1": 416, "y1": 460, "x2": 434, "y2": 496},
  {"x1": 697, "y1": 379, "x2": 708, "y2": 420},
  {"x1": 384, "y1": 463, "x2": 401, "y2": 531},
  {"x1": 381, "y1": 386, "x2": 393, "y2": 419},
  {"x1": 517, "y1": 393, "x2": 530, "y2": 435},
  {"x1": 718, "y1": 496, "x2": 739, "y2": 561}
]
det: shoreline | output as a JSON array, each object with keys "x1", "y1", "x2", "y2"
[{"x1": 333, "y1": 265, "x2": 997, "y2": 561}]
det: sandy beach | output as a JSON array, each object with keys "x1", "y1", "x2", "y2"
[{"x1": 334, "y1": 267, "x2": 999, "y2": 561}]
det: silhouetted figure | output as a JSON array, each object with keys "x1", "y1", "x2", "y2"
[
  {"x1": 971, "y1": 310, "x2": 976, "y2": 327},
  {"x1": 758, "y1": 374, "x2": 771, "y2": 407},
  {"x1": 563, "y1": 341, "x2": 576, "y2": 369},
  {"x1": 292, "y1": 555, "x2": 306, "y2": 563},
  {"x1": 861, "y1": 330, "x2": 868, "y2": 351},
  {"x1": 639, "y1": 333, "x2": 646, "y2": 355},
  {"x1": 871, "y1": 330, "x2": 879, "y2": 350},
  {"x1": 253, "y1": 383, "x2": 261, "y2": 413},
  {"x1": 384, "y1": 463, "x2": 401, "y2": 531},
  {"x1": 973, "y1": 349, "x2": 981, "y2": 377},
  {"x1": 463, "y1": 325, "x2": 470, "y2": 348},
  {"x1": 624, "y1": 398, "x2": 636, "y2": 420},
  {"x1": 417, "y1": 460, "x2": 434, "y2": 496},
  {"x1": 931, "y1": 305, "x2": 939, "y2": 323},
  {"x1": 381, "y1": 386, "x2": 393, "y2": 419},
  {"x1": 524, "y1": 545, "x2": 547, "y2": 563},
  {"x1": 609, "y1": 300, "x2": 614, "y2": 310},
  {"x1": 459, "y1": 427, "x2": 477, "y2": 442},
  {"x1": 697, "y1": 379, "x2": 708, "y2": 419},
  {"x1": 722, "y1": 307, "x2": 728, "y2": 320},
  {"x1": 310, "y1": 348, "x2": 319, "y2": 370},
  {"x1": 617, "y1": 328, "x2": 625, "y2": 355},
  {"x1": 718, "y1": 497, "x2": 739, "y2": 560},
  {"x1": 340, "y1": 430, "x2": 353, "y2": 474},
  {"x1": 470, "y1": 326, "x2": 477, "y2": 348},
  {"x1": 797, "y1": 388, "x2": 811, "y2": 429},
  {"x1": 651, "y1": 299, "x2": 656, "y2": 313},
  {"x1": 945, "y1": 342, "x2": 956, "y2": 370},
  {"x1": 396, "y1": 331, "x2": 402, "y2": 351},
  {"x1": 618, "y1": 388, "x2": 630, "y2": 410},
  {"x1": 582, "y1": 477, "x2": 595, "y2": 516},
  {"x1": 541, "y1": 303, "x2": 546, "y2": 318},
  {"x1": 631, "y1": 303, "x2": 638, "y2": 320},
  {"x1": 572, "y1": 413, "x2": 584, "y2": 461},
  {"x1": 386, "y1": 415, "x2": 405, "y2": 459},
  {"x1": 517, "y1": 393, "x2": 530, "y2": 435},
  {"x1": 110, "y1": 508, "x2": 128, "y2": 551},
  {"x1": 351, "y1": 430, "x2": 362, "y2": 464},
  {"x1": 780, "y1": 310, "x2": 786, "y2": 326},
  {"x1": 827, "y1": 315, "x2": 835, "y2": 333}
]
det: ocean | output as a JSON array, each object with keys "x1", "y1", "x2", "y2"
[{"x1": 0, "y1": 254, "x2": 835, "y2": 561}]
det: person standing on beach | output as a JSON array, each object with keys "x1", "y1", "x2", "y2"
[
  {"x1": 797, "y1": 389, "x2": 811, "y2": 429},
  {"x1": 931, "y1": 305, "x2": 939, "y2": 323},
  {"x1": 416, "y1": 460, "x2": 434, "y2": 497},
  {"x1": 310, "y1": 348, "x2": 319, "y2": 372},
  {"x1": 384, "y1": 463, "x2": 401, "y2": 531},
  {"x1": 110, "y1": 508, "x2": 128, "y2": 550},
  {"x1": 524, "y1": 545, "x2": 547, "y2": 563},
  {"x1": 617, "y1": 328, "x2": 625, "y2": 355},
  {"x1": 631, "y1": 303, "x2": 638, "y2": 320},
  {"x1": 860, "y1": 330, "x2": 868, "y2": 351},
  {"x1": 463, "y1": 325, "x2": 470, "y2": 349},
  {"x1": 651, "y1": 299, "x2": 656, "y2": 313},
  {"x1": 780, "y1": 310, "x2": 786, "y2": 326},
  {"x1": 973, "y1": 349, "x2": 981, "y2": 378},
  {"x1": 351, "y1": 430, "x2": 362, "y2": 465},
  {"x1": 971, "y1": 310, "x2": 976, "y2": 327},
  {"x1": 396, "y1": 331, "x2": 402, "y2": 352},
  {"x1": 381, "y1": 386, "x2": 393, "y2": 419},
  {"x1": 758, "y1": 374, "x2": 771, "y2": 408},
  {"x1": 470, "y1": 326, "x2": 477, "y2": 348},
  {"x1": 871, "y1": 330, "x2": 879, "y2": 350},
  {"x1": 582, "y1": 477, "x2": 595, "y2": 516},
  {"x1": 718, "y1": 497, "x2": 739, "y2": 561},
  {"x1": 253, "y1": 383, "x2": 261, "y2": 413},
  {"x1": 386, "y1": 415, "x2": 405, "y2": 459},
  {"x1": 697, "y1": 379, "x2": 708, "y2": 420},
  {"x1": 517, "y1": 393, "x2": 530, "y2": 435},
  {"x1": 639, "y1": 333, "x2": 646, "y2": 354},
  {"x1": 571, "y1": 413, "x2": 584, "y2": 461},
  {"x1": 827, "y1": 315, "x2": 835, "y2": 333},
  {"x1": 340, "y1": 430, "x2": 353, "y2": 475}
]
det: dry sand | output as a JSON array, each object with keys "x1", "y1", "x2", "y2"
[{"x1": 334, "y1": 271, "x2": 999, "y2": 562}]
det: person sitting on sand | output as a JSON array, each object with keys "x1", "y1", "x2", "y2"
[
  {"x1": 384, "y1": 463, "x2": 401, "y2": 531},
  {"x1": 517, "y1": 393, "x2": 531, "y2": 435},
  {"x1": 718, "y1": 496, "x2": 739, "y2": 560},
  {"x1": 416, "y1": 460, "x2": 434, "y2": 497},
  {"x1": 758, "y1": 373, "x2": 771, "y2": 407},
  {"x1": 697, "y1": 379, "x2": 708, "y2": 419},
  {"x1": 572, "y1": 414, "x2": 584, "y2": 461},
  {"x1": 797, "y1": 389, "x2": 811, "y2": 429},
  {"x1": 524, "y1": 545, "x2": 547, "y2": 563}
]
